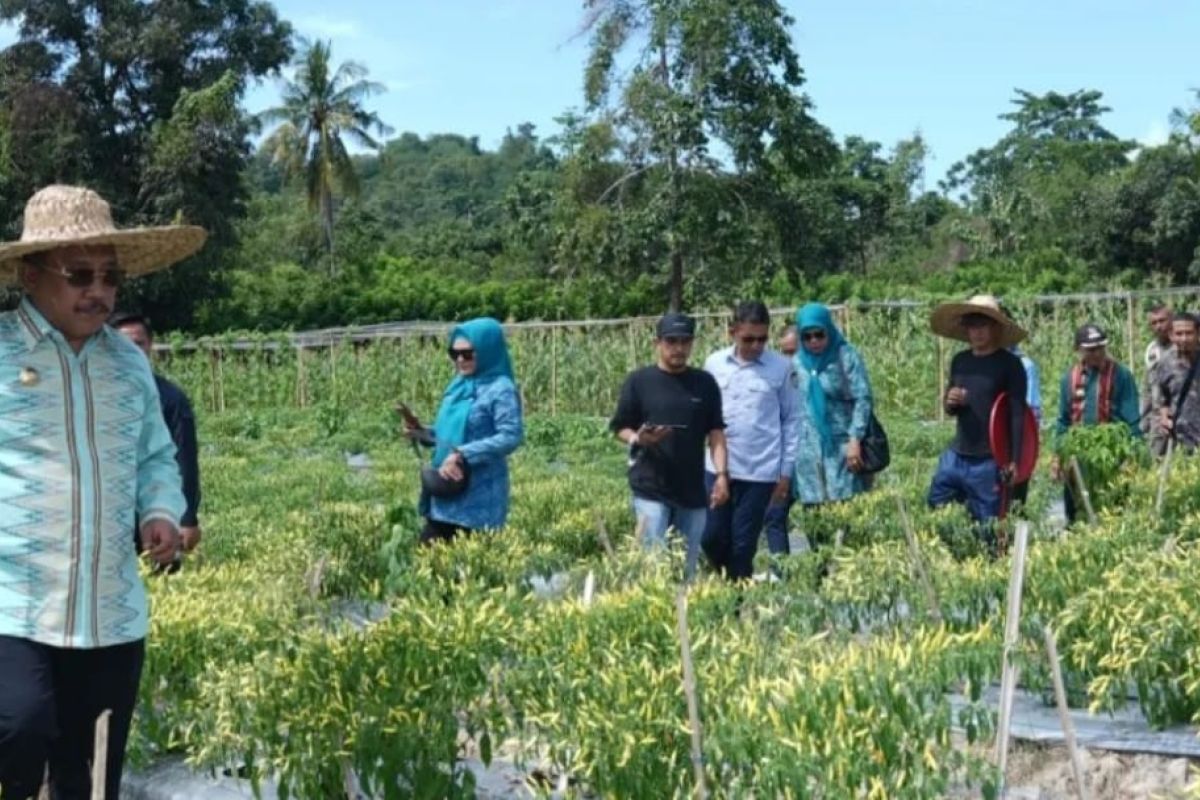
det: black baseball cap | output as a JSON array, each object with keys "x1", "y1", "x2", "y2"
[
  {"x1": 656, "y1": 312, "x2": 696, "y2": 339},
  {"x1": 1075, "y1": 324, "x2": 1108, "y2": 349}
]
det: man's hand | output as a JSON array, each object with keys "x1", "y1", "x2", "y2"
[
  {"x1": 438, "y1": 450, "x2": 466, "y2": 481},
  {"x1": 845, "y1": 438, "x2": 864, "y2": 473},
  {"x1": 180, "y1": 525, "x2": 202, "y2": 552},
  {"x1": 140, "y1": 519, "x2": 180, "y2": 567},
  {"x1": 1158, "y1": 408, "x2": 1175, "y2": 433},
  {"x1": 999, "y1": 461, "x2": 1017, "y2": 485},
  {"x1": 945, "y1": 387, "x2": 968, "y2": 408},
  {"x1": 709, "y1": 473, "x2": 730, "y2": 509},
  {"x1": 635, "y1": 424, "x2": 673, "y2": 447},
  {"x1": 770, "y1": 477, "x2": 791, "y2": 506}
]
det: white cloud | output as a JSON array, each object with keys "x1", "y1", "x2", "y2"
[
  {"x1": 296, "y1": 15, "x2": 362, "y2": 40},
  {"x1": 1139, "y1": 119, "x2": 1170, "y2": 148}
]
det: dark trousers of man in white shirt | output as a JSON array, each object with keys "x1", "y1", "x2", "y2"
[{"x1": 0, "y1": 635, "x2": 143, "y2": 800}]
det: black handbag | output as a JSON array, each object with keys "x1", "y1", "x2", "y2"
[
  {"x1": 859, "y1": 413, "x2": 890, "y2": 474},
  {"x1": 833, "y1": 346, "x2": 890, "y2": 474},
  {"x1": 421, "y1": 461, "x2": 470, "y2": 498}
]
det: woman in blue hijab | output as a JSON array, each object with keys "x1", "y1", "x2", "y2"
[
  {"x1": 407, "y1": 317, "x2": 524, "y2": 543},
  {"x1": 792, "y1": 303, "x2": 875, "y2": 508}
]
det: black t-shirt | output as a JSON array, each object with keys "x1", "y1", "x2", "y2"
[
  {"x1": 947, "y1": 348, "x2": 1027, "y2": 463},
  {"x1": 610, "y1": 365, "x2": 724, "y2": 508}
]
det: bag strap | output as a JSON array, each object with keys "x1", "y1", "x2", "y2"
[{"x1": 1173, "y1": 355, "x2": 1200, "y2": 424}]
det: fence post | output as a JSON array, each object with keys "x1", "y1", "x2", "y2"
[
  {"x1": 1126, "y1": 292, "x2": 1136, "y2": 370},
  {"x1": 936, "y1": 336, "x2": 945, "y2": 422},
  {"x1": 296, "y1": 346, "x2": 308, "y2": 409},
  {"x1": 551, "y1": 326, "x2": 560, "y2": 416}
]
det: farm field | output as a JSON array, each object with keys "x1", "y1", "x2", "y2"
[{"x1": 133, "y1": 300, "x2": 1200, "y2": 799}]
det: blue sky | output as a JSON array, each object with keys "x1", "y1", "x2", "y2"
[{"x1": 5, "y1": 2, "x2": 1199, "y2": 183}]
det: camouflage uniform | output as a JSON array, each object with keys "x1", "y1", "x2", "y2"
[{"x1": 1147, "y1": 347, "x2": 1200, "y2": 454}]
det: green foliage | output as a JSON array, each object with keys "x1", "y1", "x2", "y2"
[{"x1": 1058, "y1": 422, "x2": 1149, "y2": 511}]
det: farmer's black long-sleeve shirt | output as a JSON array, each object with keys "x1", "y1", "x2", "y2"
[
  {"x1": 946, "y1": 348, "x2": 1027, "y2": 466},
  {"x1": 154, "y1": 374, "x2": 201, "y2": 526}
]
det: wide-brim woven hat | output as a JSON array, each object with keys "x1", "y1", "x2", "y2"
[
  {"x1": 930, "y1": 293, "x2": 1027, "y2": 348},
  {"x1": 0, "y1": 185, "x2": 207, "y2": 285}
]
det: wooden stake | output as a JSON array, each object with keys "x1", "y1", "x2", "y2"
[
  {"x1": 296, "y1": 347, "x2": 308, "y2": 409},
  {"x1": 1043, "y1": 626, "x2": 1090, "y2": 800},
  {"x1": 1155, "y1": 437, "x2": 1176, "y2": 516},
  {"x1": 208, "y1": 349, "x2": 220, "y2": 413},
  {"x1": 596, "y1": 515, "x2": 617, "y2": 560},
  {"x1": 551, "y1": 327, "x2": 559, "y2": 416},
  {"x1": 582, "y1": 570, "x2": 595, "y2": 607},
  {"x1": 675, "y1": 588, "x2": 708, "y2": 800},
  {"x1": 936, "y1": 336, "x2": 946, "y2": 423},
  {"x1": 897, "y1": 497, "x2": 942, "y2": 623},
  {"x1": 1125, "y1": 293, "x2": 1136, "y2": 371},
  {"x1": 1068, "y1": 457, "x2": 1097, "y2": 525},
  {"x1": 91, "y1": 709, "x2": 112, "y2": 800},
  {"x1": 995, "y1": 521, "x2": 1031, "y2": 792}
]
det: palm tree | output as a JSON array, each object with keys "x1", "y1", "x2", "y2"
[{"x1": 259, "y1": 39, "x2": 393, "y2": 274}]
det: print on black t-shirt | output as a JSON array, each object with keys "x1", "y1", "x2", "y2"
[{"x1": 610, "y1": 366, "x2": 725, "y2": 508}]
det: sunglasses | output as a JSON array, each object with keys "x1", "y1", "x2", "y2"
[
  {"x1": 448, "y1": 347, "x2": 476, "y2": 361},
  {"x1": 801, "y1": 330, "x2": 827, "y2": 342},
  {"x1": 738, "y1": 335, "x2": 769, "y2": 345},
  {"x1": 41, "y1": 264, "x2": 126, "y2": 288}
]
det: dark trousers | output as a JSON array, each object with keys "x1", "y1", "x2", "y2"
[
  {"x1": 1063, "y1": 485, "x2": 1080, "y2": 525},
  {"x1": 927, "y1": 450, "x2": 1001, "y2": 522},
  {"x1": 763, "y1": 495, "x2": 795, "y2": 556},
  {"x1": 0, "y1": 636, "x2": 144, "y2": 800},
  {"x1": 420, "y1": 517, "x2": 470, "y2": 545},
  {"x1": 701, "y1": 474, "x2": 775, "y2": 580}
]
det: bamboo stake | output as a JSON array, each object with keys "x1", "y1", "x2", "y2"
[
  {"x1": 551, "y1": 327, "x2": 559, "y2": 416},
  {"x1": 296, "y1": 347, "x2": 308, "y2": 409},
  {"x1": 1155, "y1": 437, "x2": 1176, "y2": 516},
  {"x1": 596, "y1": 515, "x2": 617, "y2": 560},
  {"x1": 1125, "y1": 293, "x2": 1136, "y2": 371},
  {"x1": 1068, "y1": 457, "x2": 1097, "y2": 525},
  {"x1": 1043, "y1": 626, "x2": 1090, "y2": 800},
  {"x1": 582, "y1": 570, "x2": 595, "y2": 607},
  {"x1": 897, "y1": 497, "x2": 942, "y2": 623},
  {"x1": 91, "y1": 709, "x2": 112, "y2": 800},
  {"x1": 994, "y1": 521, "x2": 1030, "y2": 792},
  {"x1": 208, "y1": 349, "x2": 219, "y2": 413},
  {"x1": 937, "y1": 336, "x2": 946, "y2": 422},
  {"x1": 675, "y1": 588, "x2": 707, "y2": 800}
]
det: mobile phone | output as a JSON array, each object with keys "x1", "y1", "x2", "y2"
[{"x1": 394, "y1": 402, "x2": 422, "y2": 428}]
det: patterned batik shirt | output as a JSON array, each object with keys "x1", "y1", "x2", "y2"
[
  {"x1": 1149, "y1": 347, "x2": 1200, "y2": 452},
  {"x1": 0, "y1": 298, "x2": 183, "y2": 648}
]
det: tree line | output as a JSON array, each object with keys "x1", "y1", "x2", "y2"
[{"x1": 1, "y1": 0, "x2": 1198, "y2": 333}]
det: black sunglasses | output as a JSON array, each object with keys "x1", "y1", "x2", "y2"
[
  {"x1": 448, "y1": 347, "x2": 476, "y2": 361},
  {"x1": 801, "y1": 330, "x2": 827, "y2": 342},
  {"x1": 42, "y1": 264, "x2": 126, "y2": 288},
  {"x1": 738, "y1": 335, "x2": 769, "y2": 344}
]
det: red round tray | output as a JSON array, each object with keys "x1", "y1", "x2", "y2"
[{"x1": 989, "y1": 391, "x2": 1040, "y2": 483}]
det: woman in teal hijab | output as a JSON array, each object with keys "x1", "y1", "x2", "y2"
[
  {"x1": 408, "y1": 317, "x2": 524, "y2": 543},
  {"x1": 792, "y1": 303, "x2": 875, "y2": 509}
]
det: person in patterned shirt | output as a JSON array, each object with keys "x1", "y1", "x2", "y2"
[
  {"x1": 1148, "y1": 312, "x2": 1200, "y2": 455},
  {"x1": 0, "y1": 186, "x2": 205, "y2": 800}
]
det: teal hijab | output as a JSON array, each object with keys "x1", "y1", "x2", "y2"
[
  {"x1": 795, "y1": 303, "x2": 847, "y2": 456},
  {"x1": 432, "y1": 317, "x2": 514, "y2": 466}
]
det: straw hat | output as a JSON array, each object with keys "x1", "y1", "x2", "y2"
[
  {"x1": 0, "y1": 185, "x2": 207, "y2": 284},
  {"x1": 930, "y1": 294, "x2": 1027, "y2": 348}
]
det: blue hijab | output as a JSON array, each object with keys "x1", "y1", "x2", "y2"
[
  {"x1": 795, "y1": 303, "x2": 847, "y2": 456},
  {"x1": 432, "y1": 317, "x2": 514, "y2": 466}
]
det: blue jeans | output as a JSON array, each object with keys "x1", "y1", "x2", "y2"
[
  {"x1": 762, "y1": 495, "x2": 794, "y2": 556},
  {"x1": 927, "y1": 449, "x2": 1001, "y2": 522},
  {"x1": 632, "y1": 496, "x2": 708, "y2": 579},
  {"x1": 701, "y1": 474, "x2": 776, "y2": 580}
]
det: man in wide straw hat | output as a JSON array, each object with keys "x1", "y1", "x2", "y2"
[
  {"x1": 927, "y1": 294, "x2": 1028, "y2": 531},
  {"x1": 0, "y1": 185, "x2": 205, "y2": 799}
]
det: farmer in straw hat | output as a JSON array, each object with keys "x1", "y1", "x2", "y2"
[
  {"x1": 0, "y1": 185, "x2": 205, "y2": 799},
  {"x1": 927, "y1": 295, "x2": 1028, "y2": 532}
]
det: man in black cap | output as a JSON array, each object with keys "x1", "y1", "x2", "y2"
[
  {"x1": 1051, "y1": 323, "x2": 1141, "y2": 523},
  {"x1": 611, "y1": 312, "x2": 729, "y2": 579}
]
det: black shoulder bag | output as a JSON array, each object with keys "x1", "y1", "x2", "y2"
[{"x1": 835, "y1": 346, "x2": 890, "y2": 473}]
